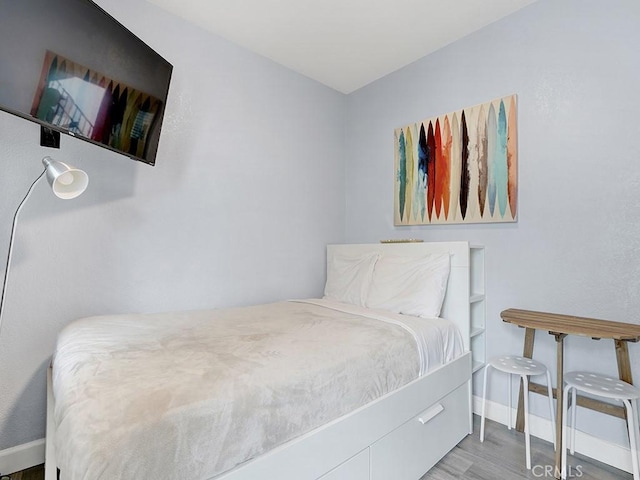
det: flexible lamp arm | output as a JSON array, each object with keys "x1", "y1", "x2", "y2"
[
  {"x1": 0, "y1": 157, "x2": 88, "y2": 334},
  {"x1": 0, "y1": 170, "x2": 46, "y2": 333}
]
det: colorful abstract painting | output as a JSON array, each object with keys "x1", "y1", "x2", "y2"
[{"x1": 394, "y1": 94, "x2": 517, "y2": 225}]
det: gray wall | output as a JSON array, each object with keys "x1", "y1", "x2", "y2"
[
  {"x1": 0, "y1": 0, "x2": 346, "y2": 449},
  {"x1": 345, "y1": 0, "x2": 640, "y2": 446}
]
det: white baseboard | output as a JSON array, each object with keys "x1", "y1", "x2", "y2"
[
  {"x1": 0, "y1": 438, "x2": 45, "y2": 475},
  {"x1": 472, "y1": 395, "x2": 633, "y2": 474}
]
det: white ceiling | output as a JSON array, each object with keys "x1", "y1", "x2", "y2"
[{"x1": 147, "y1": 0, "x2": 538, "y2": 94}]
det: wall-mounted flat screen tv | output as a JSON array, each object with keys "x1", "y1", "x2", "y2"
[{"x1": 0, "y1": 0, "x2": 173, "y2": 166}]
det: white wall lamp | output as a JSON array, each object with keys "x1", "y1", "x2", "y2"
[{"x1": 0, "y1": 156, "x2": 88, "y2": 331}]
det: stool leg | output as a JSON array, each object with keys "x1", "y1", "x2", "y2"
[
  {"x1": 508, "y1": 373, "x2": 513, "y2": 430},
  {"x1": 635, "y1": 399, "x2": 640, "y2": 478},
  {"x1": 623, "y1": 399, "x2": 640, "y2": 480},
  {"x1": 480, "y1": 364, "x2": 491, "y2": 442},
  {"x1": 546, "y1": 369, "x2": 556, "y2": 450},
  {"x1": 523, "y1": 375, "x2": 531, "y2": 470},
  {"x1": 570, "y1": 387, "x2": 577, "y2": 455},
  {"x1": 561, "y1": 385, "x2": 571, "y2": 480},
  {"x1": 570, "y1": 388, "x2": 578, "y2": 455}
]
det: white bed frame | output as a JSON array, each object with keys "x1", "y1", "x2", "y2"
[{"x1": 45, "y1": 241, "x2": 473, "y2": 480}]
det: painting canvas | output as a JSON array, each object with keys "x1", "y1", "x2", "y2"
[{"x1": 394, "y1": 94, "x2": 517, "y2": 225}]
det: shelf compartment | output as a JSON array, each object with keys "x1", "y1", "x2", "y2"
[
  {"x1": 470, "y1": 327, "x2": 485, "y2": 338},
  {"x1": 470, "y1": 294, "x2": 484, "y2": 304}
]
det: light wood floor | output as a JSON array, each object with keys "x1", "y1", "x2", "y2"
[
  {"x1": 422, "y1": 415, "x2": 631, "y2": 480},
  {"x1": 7, "y1": 416, "x2": 631, "y2": 479},
  {"x1": 5, "y1": 464, "x2": 43, "y2": 480}
]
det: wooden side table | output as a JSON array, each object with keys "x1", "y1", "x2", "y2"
[{"x1": 501, "y1": 308, "x2": 640, "y2": 479}]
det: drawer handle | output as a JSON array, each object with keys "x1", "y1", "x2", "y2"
[{"x1": 417, "y1": 403, "x2": 444, "y2": 425}]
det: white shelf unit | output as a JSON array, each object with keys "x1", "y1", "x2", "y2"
[{"x1": 469, "y1": 245, "x2": 485, "y2": 374}]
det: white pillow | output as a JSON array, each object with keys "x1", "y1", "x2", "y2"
[
  {"x1": 366, "y1": 253, "x2": 450, "y2": 318},
  {"x1": 323, "y1": 252, "x2": 379, "y2": 306}
]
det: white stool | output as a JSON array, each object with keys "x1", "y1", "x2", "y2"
[
  {"x1": 480, "y1": 355, "x2": 556, "y2": 470},
  {"x1": 561, "y1": 372, "x2": 640, "y2": 480}
]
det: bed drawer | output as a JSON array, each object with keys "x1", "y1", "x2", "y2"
[
  {"x1": 318, "y1": 448, "x2": 369, "y2": 480},
  {"x1": 370, "y1": 382, "x2": 469, "y2": 480}
]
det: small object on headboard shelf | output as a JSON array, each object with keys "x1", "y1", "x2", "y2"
[{"x1": 380, "y1": 239, "x2": 424, "y2": 243}]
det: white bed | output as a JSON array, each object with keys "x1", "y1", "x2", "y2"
[{"x1": 45, "y1": 241, "x2": 474, "y2": 480}]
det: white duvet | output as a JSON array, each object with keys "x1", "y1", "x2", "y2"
[{"x1": 52, "y1": 299, "x2": 463, "y2": 479}]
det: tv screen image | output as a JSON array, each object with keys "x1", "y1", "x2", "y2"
[
  {"x1": 0, "y1": 0, "x2": 173, "y2": 165},
  {"x1": 32, "y1": 51, "x2": 163, "y2": 161}
]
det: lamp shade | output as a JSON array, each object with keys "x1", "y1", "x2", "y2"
[{"x1": 42, "y1": 156, "x2": 89, "y2": 199}]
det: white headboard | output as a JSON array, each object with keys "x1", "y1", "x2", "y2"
[{"x1": 327, "y1": 242, "x2": 472, "y2": 351}]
